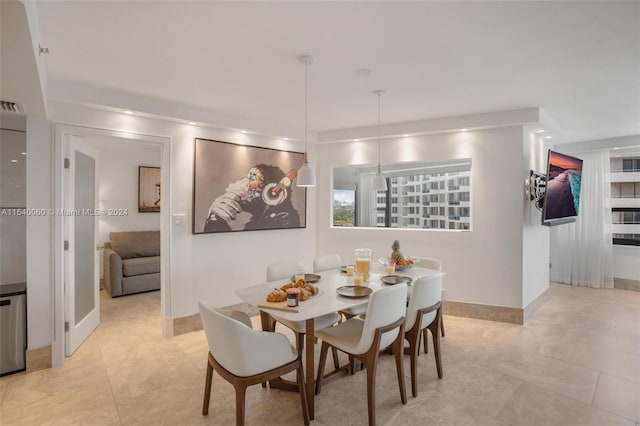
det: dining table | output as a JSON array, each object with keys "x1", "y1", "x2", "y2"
[{"x1": 235, "y1": 263, "x2": 440, "y2": 419}]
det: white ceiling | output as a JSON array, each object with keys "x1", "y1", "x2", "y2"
[{"x1": 35, "y1": 1, "x2": 639, "y2": 144}]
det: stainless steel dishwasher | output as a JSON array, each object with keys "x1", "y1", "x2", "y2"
[{"x1": 0, "y1": 282, "x2": 27, "y2": 376}]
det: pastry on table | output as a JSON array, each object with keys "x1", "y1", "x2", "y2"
[{"x1": 266, "y1": 288, "x2": 287, "y2": 302}]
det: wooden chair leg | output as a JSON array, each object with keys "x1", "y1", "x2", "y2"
[
  {"x1": 440, "y1": 310, "x2": 445, "y2": 337},
  {"x1": 422, "y1": 328, "x2": 429, "y2": 354},
  {"x1": 296, "y1": 361, "x2": 310, "y2": 426},
  {"x1": 332, "y1": 347, "x2": 340, "y2": 370},
  {"x1": 203, "y1": 356, "x2": 213, "y2": 415},
  {"x1": 296, "y1": 333, "x2": 305, "y2": 355},
  {"x1": 234, "y1": 383, "x2": 247, "y2": 426},
  {"x1": 393, "y1": 332, "x2": 407, "y2": 404},
  {"x1": 429, "y1": 319, "x2": 443, "y2": 379},
  {"x1": 364, "y1": 357, "x2": 378, "y2": 426},
  {"x1": 315, "y1": 341, "x2": 330, "y2": 395},
  {"x1": 408, "y1": 334, "x2": 419, "y2": 398}
]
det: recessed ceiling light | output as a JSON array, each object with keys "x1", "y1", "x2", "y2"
[
  {"x1": 10, "y1": 159, "x2": 18, "y2": 163},
  {"x1": 536, "y1": 129, "x2": 545, "y2": 133},
  {"x1": 124, "y1": 110, "x2": 133, "y2": 115},
  {"x1": 241, "y1": 130, "x2": 248, "y2": 134},
  {"x1": 188, "y1": 121, "x2": 197, "y2": 125},
  {"x1": 283, "y1": 137, "x2": 289, "y2": 141},
  {"x1": 460, "y1": 128, "x2": 468, "y2": 132},
  {"x1": 21, "y1": 152, "x2": 26, "y2": 155},
  {"x1": 354, "y1": 139, "x2": 359, "y2": 142},
  {"x1": 612, "y1": 147, "x2": 620, "y2": 150},
  {"x1": 544, "y1": 135, "x2": 552, "y2": 139},
  {"x1": 403, "y1": 134, "x2": 409, "y2": 137}
]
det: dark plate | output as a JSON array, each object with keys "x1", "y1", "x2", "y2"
[
  {"x1": 291, "y1": 273, "x2": 321, "y2": 283},
  {"x1": 380, "y1": 275, "x2": 412, "y2": 286},
  {"x1": 336, "y1": 286, "x2": 373, "y2": 298},
  {"x1": 339, "y1": 265, "x2": 354, "y2": 273}
]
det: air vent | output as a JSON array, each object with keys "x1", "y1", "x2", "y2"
[{"x1": 0, "y1": 101, "x2": 24, "y2": 114}]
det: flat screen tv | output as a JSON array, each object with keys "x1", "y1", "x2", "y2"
[{"x1": 542, "y1": 150, "x2": 583, "y2": 226}]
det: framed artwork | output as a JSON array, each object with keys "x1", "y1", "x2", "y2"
[
  {"x1": 138, "y1": 166, "x2": 161, "y2": 213},
  {"x1": 193, "y1": 138, "x2": 306, "y2": 234}
]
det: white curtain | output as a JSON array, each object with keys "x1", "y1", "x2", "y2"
[
  {"x1": 357, "y1": 174, "x2": 377, "y2": 227},
  {"x1": 550, "y1": 150, "x2": 613, "y2": 288}
]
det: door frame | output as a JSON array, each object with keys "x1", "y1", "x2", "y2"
[{"x1": 52, "y1": 124, "x2": 172, "y2": 366}]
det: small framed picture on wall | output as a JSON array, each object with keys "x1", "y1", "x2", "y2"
[{"x1": 139, "y1": 166, "x2": 161, "y2": 213}]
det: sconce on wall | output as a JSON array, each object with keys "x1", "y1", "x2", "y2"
[{"x1": 526, "y1": 170, "x2": 546, "y2": 211}]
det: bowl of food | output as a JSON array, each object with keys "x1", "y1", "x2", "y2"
[{"x1": 378, "y1": 257, "x2": 418, "y2": 271}]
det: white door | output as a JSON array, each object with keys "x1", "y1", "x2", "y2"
[{"x1": 65, "y1": 138, "x2": 100, "y2": 356}]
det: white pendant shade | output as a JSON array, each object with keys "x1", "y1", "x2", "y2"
[
  {"x1": 297, "y1": 161, "x2": 316, "y2": 187},
  {"x1": 373, "y1": 168, "x2": 387, "y2": 191}
]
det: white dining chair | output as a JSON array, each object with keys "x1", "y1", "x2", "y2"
[
  {"x1": 412, "y1": 256, "x2": 445, "y2": 340},
  {"x1": 267, "y1": 260, "x2": 305, "y2": 282},
  {"x1": 313, "y1": 254, "x2": 341, "y2": 273},
  {"x1": 315, "y1": 284, "x2": 408, "y2": 426},
  {"x1": 313, "y1": 254, "x2": 367, "y2": 320},
  {"x1": 198, "y1": 301, "x2": 309, "y2": 426},
  {"x1": 404, "y1": 273, "x2": 443, "y2": 397},
  {"x1": 265, "y1": 261, "x2": 341, "y2": 364}
]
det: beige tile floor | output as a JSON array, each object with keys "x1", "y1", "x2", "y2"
[{"x1": 1, "y1": 283, "x2": 639, "y2": 425}]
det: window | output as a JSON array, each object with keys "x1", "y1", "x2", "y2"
[
  {"x1": 332, "y1": 189, "x2": 356, "y2": 227},
  {"x1": 332, "y1": 160, "x2": 472, "y2": 230},
  {"x1": 611, "y1": 155, "x2": 640, "y2": 246}
]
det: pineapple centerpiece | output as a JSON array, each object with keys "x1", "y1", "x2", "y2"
[
  {"x1": 391, "y1": 240, "x2": 404, "y2": 263},
  {"x1": 390, "y1": 240, "x2": 414, "y2": 270}
]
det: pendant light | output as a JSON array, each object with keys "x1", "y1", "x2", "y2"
[
  {"x1": 372, "y1": 89, "x2": 388, "y2": 191},
  {"x1": 296, "y1": 55, "x2": 316, "y2": 187}
]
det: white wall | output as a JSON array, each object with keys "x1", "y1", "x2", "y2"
[
  {"x1": 522, "y1": 129, "x2": 550, "y2": 307},
  {"x1": 26, "y1": 115, "x2": 53, "y2": 350},
  {"x1": 48, "y1": 102, "x2": 317, "y2": 321},
  {"x1": 317, "y1": 126, "x2": 525, "y2": 308}
]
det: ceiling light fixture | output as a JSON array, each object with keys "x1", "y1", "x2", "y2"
[
  {"x1": 403, "y1": 134, "x2": 410, "y2": 137},
  {"x1": 460, "y1": 128, "x2": 468, "y2": 132},
  {"x1": 124, "y1": 110, "x2": 133, "y2": 115},
  {"x1": 296, "y1": 55, "x2": 316, "y2": 187},
  {"x1": 372, "y1": 89, "x2": 388, "y2": 192},
  {"x1": 241, "y1": 130, "x2": 248, "y2": 134},
  {"x1": 283, "y1": 137, "x2": 289, "y2": 141},
  {"x1": 544, "y1": 135, "x2": 552, "y2": 139},
  {"x1": 188, "y1": 121, "x2": 197, "y2": 125},
  {"x1": 536, "y1": 129, "x2": 545, "y2": 133}
]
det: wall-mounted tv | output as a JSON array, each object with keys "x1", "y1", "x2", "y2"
[{"x1": 542, "y1": 150, "x2": 583, "y2": 226}]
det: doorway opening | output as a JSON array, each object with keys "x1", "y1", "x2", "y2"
[{"x1": 53, "y1": 125, "x2": 171, "y2": 365}]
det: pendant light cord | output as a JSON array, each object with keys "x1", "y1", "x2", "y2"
[
  {"x1": 377, "y1": 92, "x2": 381, "y2": 169},
  {"x1": 304, "y1": 60, "x2": 308, "y2": 159}
]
